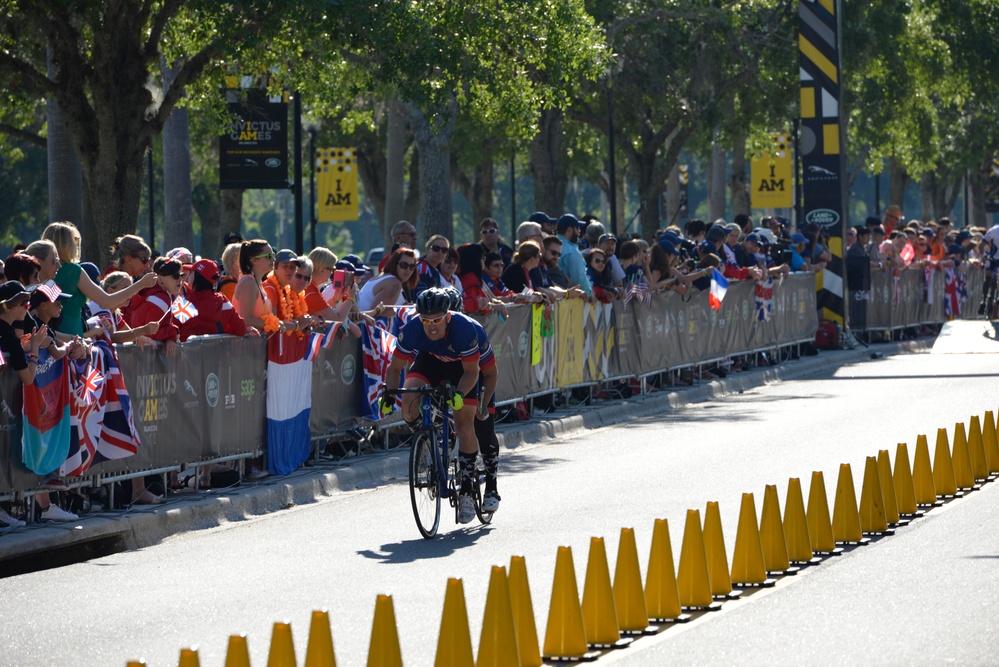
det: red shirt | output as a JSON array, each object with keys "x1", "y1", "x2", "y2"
[
  {"x1": 126, "y1": 285, "x2": 178, "y2": 341},
  {"x1": 303, "y1": 282, "x2": 328, "y2": 315},
  {"x1": 460, "y1": 273, "x2": 489, "y2": 314},
  {"x1": 179, "y1": 289, "x2": 248, "y2": 341}
]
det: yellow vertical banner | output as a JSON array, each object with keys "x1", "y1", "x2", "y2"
[
  {"x1": 554, "y1": 299, "x2": 584, "y2": 387},
  {"x1": 317, "y1": 147, "x2": 360, "y2": 222},
  {"x1": 531, "y1": 303, "x2": 542, "y2": 366},
  {"x1": 750, "y1": 133, "x2": 793, "y2": 209}
]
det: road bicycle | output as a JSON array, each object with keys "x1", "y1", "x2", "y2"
[
  {"x1": 981, "y1": 259, "x2": 998, "y2": 320},
  {"x1": 383, "y1": 384, "x2": 493, "y2": 538}
]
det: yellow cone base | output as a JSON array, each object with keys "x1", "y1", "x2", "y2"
[
  {"x1": 766, "y1": 565, "x2": 801, "y2": 576},
  {"x1": 713, "y1": 589, "x2": 743, "y2": 601},
  {"x1": 647, "y1": 612, "x2": 692, "y2": 624},
  {"x1": 681, "y1": 600, "x2": 724, "y2": 611},
  {"x1": 588, "y1": 638, "x2": 634, "y2": 650}
]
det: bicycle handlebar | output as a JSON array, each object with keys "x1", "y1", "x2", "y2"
[{"x1": 382, "y1": 383, "x2": 455, "y2": 399}]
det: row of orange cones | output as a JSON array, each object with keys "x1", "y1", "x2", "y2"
[{"x1": 132, "y1": 409, "x2": 999, "y2": 666}]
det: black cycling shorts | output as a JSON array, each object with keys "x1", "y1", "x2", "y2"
[{"x1": 408, "y1": 353, "x2": 478, "y2": 405}]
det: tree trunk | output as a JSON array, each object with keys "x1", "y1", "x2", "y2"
[
  {"x1": 968, "y1": 165, "x2": 988, "y2": 228},
  {"x1": 355, "y1": 127, "x2": 388, "y2": 238},
  {"x1": 161, "y1": 60, "x2": 194, "y2": 254},
  {"x1": 405, "y1": 99, "x2": 457, "y2": 244},
  {"x1": 193, "y1": 182, "x2": 221, "y2": 259},
  {"x1": 708, "y1": 139, "x2": 726, "y2": 222},
  {"x1": 729, "y1": 132, "x2": 749, "y2": 218},
  {"x1": 84, "y1": 137, "x2": 148, "y2": 267},
  {"x1": 920, "y1": 173, "x2": 934, "y2": 222},
  {"x1": 46, "y1": 46, "x2": 87, "y2": 255},
  {"x1": 888, "y1": 158, "x2": 910, "y2": 218},
  {"x1": 383, "y1": 98, "x2": 407, "y2": 247},
  {"x1": 665, "y1": 163, "x2": 681, "y2": 230},
  {"x1": 529, "y1": 108, "x2": 567, "y2": 216},
  {"x1": 403, "y1": 146, "x2": 421, "y2": 224},
  {"x1": 219, "y1": 189, "x2": 244, "y2": 243},
  {"x1": 455, "y1": 148, "x2": 495, "y2": 227}
]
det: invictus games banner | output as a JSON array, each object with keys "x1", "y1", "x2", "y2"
[
  {"x1": 799, "y1": 0, "x2": 848, "y2": 324},
  {"x1": 219, "y1": 88, "x2": 289, "y2": 190}
]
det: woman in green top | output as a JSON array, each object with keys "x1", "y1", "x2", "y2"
[{"x1": 40, "y1": 221, "x2": 156, "y2": 336}]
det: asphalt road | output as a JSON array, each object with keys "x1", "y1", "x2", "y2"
[{"x1": 3, "y1": 321, "x2": 999, "y2": 666}]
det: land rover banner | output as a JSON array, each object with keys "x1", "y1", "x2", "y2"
[
  {"x1": 219, "y1": 88, "x2": 289, "y2": 190},
  {"x1": 799, "y1": 0, "x2": 848, "y2": 324}
]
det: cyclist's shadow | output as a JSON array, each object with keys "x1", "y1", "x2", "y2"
[{"x1": 357, "y1": 525, "x2": 495, "y2": 563}]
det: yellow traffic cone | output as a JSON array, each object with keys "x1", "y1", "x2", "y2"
[
  {"x1": 702, "y1": 502, "x2": 736, "y2": 597},
  {"x1": 677, "y1": 509, "x2": 721, "y2": 610},
  {"x1": 912, "y1": 435, "x2": 939, "y2": 506},
  {"x1": 806, "y1": 471, "x2": 840, "y2": 554},
  {"x1": 268, "y1": 622, "x2": 296, "y2": 667},
  {"x1": 877, "y1": 450, "x2": 901, "y2": 525},
  {"x1": 508, "y1": 556, "x2": 542, "y2": 667},
  {"x1": 760, "y1": 485, "x2": 797, "y2": 575},
  {"x1": 832, "y1": 464, "x2": 864, "y2": 544},
  {"x1": 225, "y1": 634, "x2": 251, "y2": 667},
  {"x1": 368, "y1": 595, "x2": 403, "y2": 667},
  {"x1": 951, "y1": 422, "x2": 976, "y2": 491},
  {"x1": 478, "y1": 566, "x2": 522, "y2": 667},
  {"x1": 542, "y1": 546, "x2": 593, "y2": 660},
  {"x1": 783, "y1": 478, "x2": 815, "y2": 564},
  {"x1": 304, "y1": 610, "x2": 337, "y2": 667},
  {"x1": 858, "y1": 456, "x2": 890, "y2": 535},
  {"x1": 644, "y1": 519, "x2": 690, "y2": 623},
  {"x1": 127, "y1": 661, "x2": 147, "y2": 667},
  {"x1": 581, "y1": 536, "x2": 629, "y2": 648},
  {"x1": 983, "y1": 411, "x2": 999, "y2": 474},
  {"x1": 893, "y1": 443, "x2": 919, "y2": 517},
  {"x1": 932, "y1": 428, "x2": 959, "y2": 497},
  {"x1": 968, "y1": 415, "x2": 989, "y2": 482},
  {"x1": 435, "y1": 578, "x2": 474, "y2": 667},
  {"x1": 613, "y1": 528, "x2": 655, "y2": 634},
  {"x1": 730, "y1": 493, "x2": 774, "y2": 586},
  {"x1": 178, "y1": 648, "x2": 200, "y2": 667}
]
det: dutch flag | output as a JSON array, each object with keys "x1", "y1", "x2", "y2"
[
  {"x1": 708, "y1": 269, "x2": 728, "y2": 311},
  {"x1": 303, "y1": 332, "x2": 322, "y2": 362}
]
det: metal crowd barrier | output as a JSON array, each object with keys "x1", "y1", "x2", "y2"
[{"x1": 1, "y1": 273, "x2": 822, "y2": 497}]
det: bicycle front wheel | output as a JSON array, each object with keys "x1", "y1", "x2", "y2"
[
  {"x1": 409, "y1": 429, "x2": 441, "y2": 539},
  {"x1": 473, "y1": 465, "x2": 493, "y2": 525}
]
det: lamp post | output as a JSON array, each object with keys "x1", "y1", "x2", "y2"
[
  {"x1": 605, "y1": 57, "x2": 624, "y2": 235},
  {"x1": 308, "y1": 125, "x2": 318, "y2": 249}
]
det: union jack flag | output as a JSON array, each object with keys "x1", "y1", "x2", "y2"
[
  {"x1": 0, "y1": 349, "x2": 5, "y2": 368},
  {"x1": 303, "y1": 332, "x2": 322, "y2": 362},
  {"x1": 943, "y1": 267, "x2": 960, "y2": 318},
  {"x1": 359, "y1": 322, "x2": 399, "y2": 420},
  {"x1": 77, "y1": 365, "x2": 105, "y2": 404},
  {"x1": 755, "y1": 274, "x2": 774, "y2": 322},
  {"x1": 171, "y1": 295, "x2": 198, "y2": 324}
]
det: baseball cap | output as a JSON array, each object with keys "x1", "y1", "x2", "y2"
[
  {"x1": 184, "y1": 259, "x2": 221, "y2": 283},
  {"x1": 855, "y1": 226, "x2": 870, "y2": 236},
  {"x1": 223, "y1": 231, "x2": 243, "y2": 245},
  {"x1": 956, "y1": 230, "x2": 972, "y2": 242},
  {"x1": 790, "y1": 233, "x2": 808, "y2": 244},
  {"x1": 556, "y1": 214, "x2": 586, "y2": 231},
  {"x1": 745, "y1": 233, "x2": 761, "y2": 244},
  {"x1": 80, "y1": 262, "x2": 101, "y2": 284},
  {"x1": 274, "y1": 249, "x2": 300, "y2": 265},
  {"x1": 29, "y1": 283, "x2": 72, "y2": 309},
  {"x1": 755, "y1": 228, "x2": 776, "y2": 244},
  {"x1": 706, "y1": 226, "x2": 727, "y2": 243},
  {"x1": 0, "y1": 280, "x2": 30, "y2": 304},
  {"x1": 598, "y1": 233, "x2": 616, "y2": 244},
  {"x1": 528, "y1": 211, "x2": 556, "y2": 225},
  {"x1": 723, "y1": 222, "x2": 741, "y2": 234},
  {"x1": 947, "y1": 243, "x2": 964, "y2": 256},
  {"x1": 657, "y1": 238, "x2": 680, "y2": 256},
  {"x1": 342, "y1": 253, "x2": 370, "y2": 275}
]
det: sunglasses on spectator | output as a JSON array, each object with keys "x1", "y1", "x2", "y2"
[
  {"x1": 131, "y1": 254, "x2": 151, "y2": 264},
  {"x1": 430, "y1": 245, "x2": 448, "y2": 254},
  {"x1": 482, "y1": 228, "x2": 498, "y2": 235},
  {"x1": 295, "y1": 272, "x2": 311, "y2": 281},
  {"x1": 420, "y1": 313, "x2": 447, "y2": 325},
  {"x1": 252, "y1": 252, "x2": 274, "y2": 261},
  {"x1": 592, "y1": 258, "x2": 606, "y2": 265},
  {"x1": 443, "y1": 257, "x2": 457, "y2": 264},
  {"x1": 398, "y1": 261, "x2": 415, "y2": 270},
  {"x1": 548, "y1": 250, "x2": 561, "y2": 258}
]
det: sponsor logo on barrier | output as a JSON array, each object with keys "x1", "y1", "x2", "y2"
[
  {"x1": 341, "y1": 355, "x2": 356, "y2": 384},
  {"x1": 134, "y1": 372, "x2": 177, "y2": 427},
  {"x1": 518, "y1": 332, "x2": 529, "y2": 358},
  {"x1": 321, "y1": 359, "x2": 337, "y2": 387},
  {"x1": 241, "y1": 378, "x2": 255, "y2": 400},
  {"x1": 205, "y1": 373, "x2": 219, "y2": 408},
  {"x1": 182, "y1": 378, "x2": 200, "y2": 409},
  {"x1": 645, "y1": 316, "x2": 653, "y2": 339},
  {"x1": 742, "y1": 301, "x2": 750, "y2": 321},
  {"x1": 853, "y1": 290, "x2": 869, "y2": 302}
]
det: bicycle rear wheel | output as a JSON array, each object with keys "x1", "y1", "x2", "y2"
[
  {"x1": 409, "y1": 429, "x2": 441, "y2": 538},
  {"x1": 473, "y1": 465, "x2": 493, "y2": 525}
]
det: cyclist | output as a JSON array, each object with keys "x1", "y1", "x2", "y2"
[
  {"x1": 442, "y1": 285, "x2": 502, "y2": 512},
  {"x1": 381, "y1": 287, "x2": 491, "y2": 523}
]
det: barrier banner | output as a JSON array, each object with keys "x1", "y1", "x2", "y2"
[
  {"x1": 310, "y1": 335, "x2": 362, "y2": 434},
  {"x1": 0, "y1": 367, "x2": 33, "y2": 495},
  {"x1": 478, "y1": 305, "x2": 536, "y2": 400},
  {"x1": 867, "y1": 268, "x2": 985, "y2": 331},
  {"x1": 554, "y1": 299, "x2": 585, "y2": 386},
  {"x1": 583, "y1": 302, "x2": 615, "y2": 382}
]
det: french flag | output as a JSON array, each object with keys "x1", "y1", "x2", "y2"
[
  {"x1": 708, "y1": 269, "x2": 728, "y2": 311},
  {"x1": 303, "y1": 332, "x2": 322, "y2": 362}
]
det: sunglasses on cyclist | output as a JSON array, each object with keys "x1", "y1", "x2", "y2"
[{"x1": 420, "y1": 313, "x2": 448, "y2": 325}]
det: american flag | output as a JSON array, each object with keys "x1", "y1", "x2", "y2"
[
  {"x1": 623, "y1": 281, "x2": 651, "y2": 308},
  {"x1": 34, "y1": 282, "x2": 63, "y2": 303},
  {"x1": 171, "y1": 295, "x2": 199, "y2": 323},
  {"x1": 359, "y1": 322, "x2": 399, "y2": 420},
  {"x1": 303, "y1": 332, "x2": 322, "y2": 362}
]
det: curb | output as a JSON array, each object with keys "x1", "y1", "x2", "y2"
[{"x1": 0, "y1": 339, "x2": 930, "y2": 566}]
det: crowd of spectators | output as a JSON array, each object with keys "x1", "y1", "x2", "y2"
[{"x1": 1, "y1": 206, "x2": 992, "y2": 529}]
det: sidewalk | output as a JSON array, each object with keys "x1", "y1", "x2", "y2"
[{"x1": 0, "y1": 338, "x2": 930, "y2": 572}]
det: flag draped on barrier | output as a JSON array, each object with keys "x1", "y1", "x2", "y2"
[
  {"x1": 359, "y1": 322, "x2": 398, "y2": 420},
  {"x1": 266, "y1": 331, "x2": 312, "y2": 475},
  {"x1": 755, "y1": 274, "x2": 774, "y2": 322},
  {"x1": 22, "y1": 350, "x2": 71, "y2": 475},
  {"x1": 943, "y1": 267, "x2": 960, "y2": 318},
  {"x1": 709, "y1": 270, "x2": 728, "y2": 311}
]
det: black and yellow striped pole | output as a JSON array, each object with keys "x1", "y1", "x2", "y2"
[{"x1": 798, "y1": 0, "x2": 848, "y2": 325}]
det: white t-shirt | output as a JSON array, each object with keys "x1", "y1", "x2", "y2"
[{"x1": 982, "y1": 225, "x2": 999, "y2": 260}]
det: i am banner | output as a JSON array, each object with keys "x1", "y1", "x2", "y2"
[{"x1": 317, "y1": 148, "x2": 360, "y2": 222}]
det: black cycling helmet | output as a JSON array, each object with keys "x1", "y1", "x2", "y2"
[
  {"x1": 442, "y1": 285, "x2": 463, "y2": 312},
  {"x1": 416, "y1": 287, "x2": 451, "y2": 316}
]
